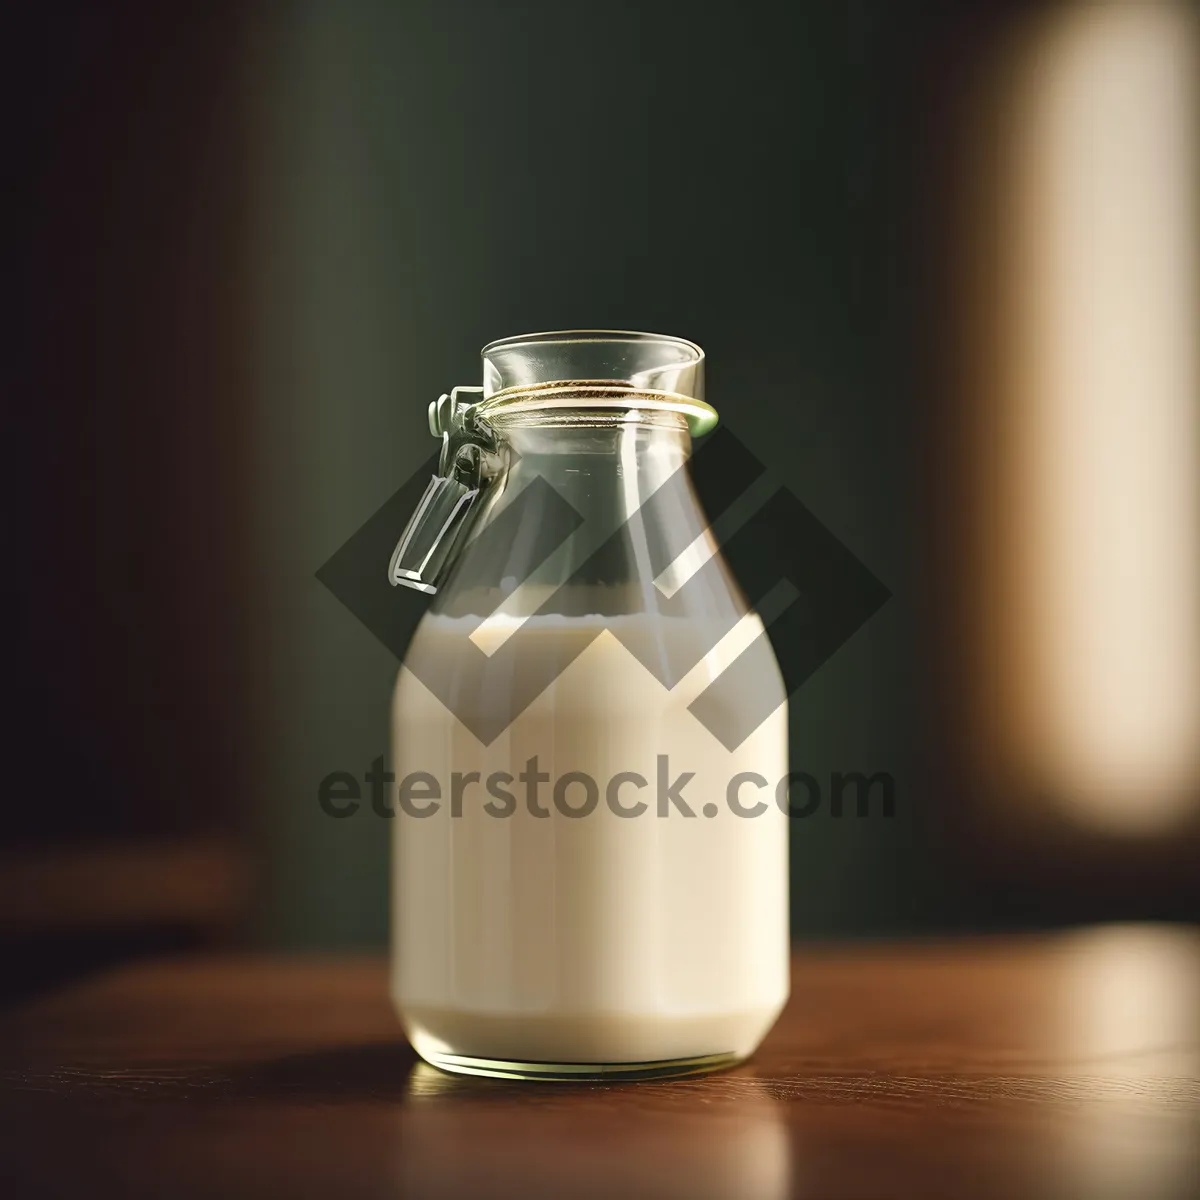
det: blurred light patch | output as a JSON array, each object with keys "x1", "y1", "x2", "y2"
[
  {"x1": 1058, "y1": 925, "x2": 1200, "y2": 1076},
  {"x1": 1053, "y1": 926, "x2": 1200, "y2": 1200},
  {"x1": 990, "y1": 1, "x2": 1200, "y2": 834}
]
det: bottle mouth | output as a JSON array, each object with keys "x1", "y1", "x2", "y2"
[
  {"x1": 482, "y1": 328, "x2": 704, "y2": 363},
  {"x1": 479, "y1": 330, "x2": 714, "y2": 435}
]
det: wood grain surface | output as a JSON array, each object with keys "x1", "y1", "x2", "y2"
[{"x1": 1, "y1": 926, "x2": 1197, "y2": 1199}]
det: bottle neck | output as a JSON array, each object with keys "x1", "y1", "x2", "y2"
[{"x1": 498, "y1": 413, "x2": 692, "y2": 511}]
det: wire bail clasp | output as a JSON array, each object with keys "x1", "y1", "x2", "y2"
[{"x1": 387, "y1": 386, "x2": 496, "y2": 593}]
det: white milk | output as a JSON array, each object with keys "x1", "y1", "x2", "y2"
[{"x1": 391, "y1": 611, "x2": 789, "y2": 1066}]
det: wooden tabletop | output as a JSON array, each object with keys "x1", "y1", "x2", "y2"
[{"x1": 1, "y1": 926, "x2": 1197, "y2": 1199}]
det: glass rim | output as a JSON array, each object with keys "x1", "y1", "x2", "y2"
[
  {"x1": 478, "y1": 329, "x2": 714, "y2": 434},
  {"x1": 480, "y1": 328, "x2": 705, "y2": 364}
]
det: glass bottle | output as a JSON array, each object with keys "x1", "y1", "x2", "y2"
[{"x1": 389, "y1": 331, "x2": 788, "y2": 1080}]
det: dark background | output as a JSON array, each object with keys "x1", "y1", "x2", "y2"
[{"x1": 6, "y1": 0, "x2": 1198, "y2": 999}]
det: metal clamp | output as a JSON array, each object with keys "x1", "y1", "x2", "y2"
[{"x1": 388, "y1": 386, "x2": 497, "y2": 593}]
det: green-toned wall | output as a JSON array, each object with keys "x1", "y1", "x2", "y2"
[{"x1": 252, "y1": 0, "x2": 921, "y2": 949}]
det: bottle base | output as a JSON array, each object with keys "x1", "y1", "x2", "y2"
[
  {"x1": 412, "y1": 1037, "x2": 743, "y2": 1082},
  {"x1": 399, "y1": 999, "x2": 784, "y2": 1079}
]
